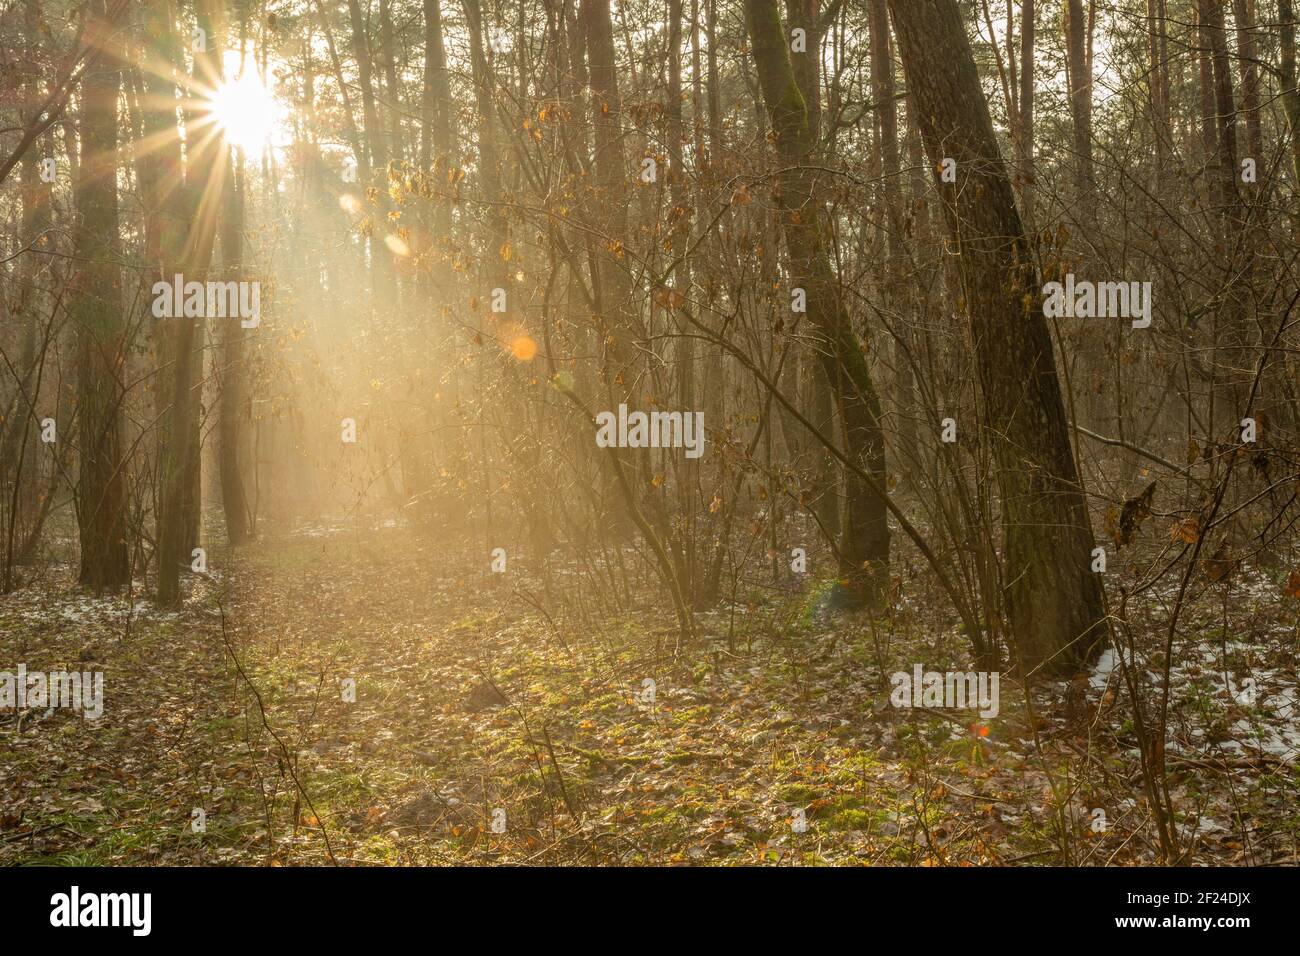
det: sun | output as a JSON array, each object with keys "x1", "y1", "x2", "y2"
[{"x1": 210, "y1": 70, "x2": 282, "y2": 152}]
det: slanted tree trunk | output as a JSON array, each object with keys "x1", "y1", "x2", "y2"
[
  {"x1": 887, "y1": 0, "x2": 1107, "y2": 673},
  {"x1": 779, "y1": 0, "x2": 838, "y2": 535},
  {"x1": 745, "y1": 0, "x2": 891, "y2": 608}
]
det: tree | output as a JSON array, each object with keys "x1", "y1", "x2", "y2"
[
  {"x1": 1283, "y1": 0, "x2": 1300, "y2": 209},
  {"x1": 154, "y1": 0, "x2": 225, "y2": 605},
  {"x1": 1018, "y1": 0, "x2": 1035, "y2": 215},
  {"x1": 887, "y1": 0, "x2": 1107, "y2": 674},
  {"x1": 1063, "y1": 0, "x2": 1093, "y2": 202},
  {"x1": 72, "y1": 0, "x2": 129, "y2": 589},
  {"x1": 745, "y1": 0, "x2": 891, "y2": 608}
]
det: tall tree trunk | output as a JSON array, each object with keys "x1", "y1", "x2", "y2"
[
  {"x1": 2, "y1": 0, "x2": 54, "y2": 559},
  {"x1": 745, "y1": 0, "x2": 891, "y2": 608},
  {"x1": 379, "y1": 0, "x2": 403, "y2": 163},
  {"x1": 1147, "y1": 0, "x2": 1171, "y2": 164},
  {"x1": 461, "y1": 0, "x2": 511, "y2": 317},
  {"x1": 1018, "y1": 0, "x2": 1034, "y2": 217},
  {"x1": 1232, "y1": 0, "x2": 1262, "y2": 164},
  {"x1": 887, "y1": 0, "x2": 1107, "y2": 673},
  {"x1": 156, "y1": 0, "x2": 225, "y2": 605},
  {"x1": 580, "y1": 0, "x2": 636, "y2": 364},
  {"x1": 420, "y1": 0, "x2": 455, "y2": 173},
  {"x1": 783, "y1": 0, "x2": 821, "y2": 149},
  {"x1": 345, "y1": 0, "x2": 388, "y2": 175},
  {"x1": 346, "y1": 0, "x2": 398, "y2": 303},
  {"x1": 138, "y1": 0, "x2": 185, "y2": 602},
  {"x1": 72, "y1": 0, "x2": 129, "y2": 590},
  {"x1": 1282, "y1": 1, "x2": 1300, "y2": 217},
  {"x1": 1200, "y1": 0, "x2": 1242, "y2": 217},
  {"x1": 218, "y1": 146, "x2": 251, "y2": 545},
  {"x1": 1196, "y1": 1, "x2": 1220, "y2": 204},
  {"x1": 869, "y1": 0, "x2": 915, "y2": 472},
  {"x1": 780, "y1": 0, "x2": 837, "y2": 531},
  {"x1": 1063, "y1": 0, "x2": 1094, "y2": 201},
  {"x1": 1199, "y1": 0, "x2": 1249, "y2": 418}
]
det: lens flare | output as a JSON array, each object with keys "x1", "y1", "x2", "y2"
[{"x1": 211, "y1": 71, "x2": 280, "y2": 152}]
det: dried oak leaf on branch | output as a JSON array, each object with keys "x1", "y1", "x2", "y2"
[{"x1": 1109, "y1": 480, "x2": 1156, "y2": 549}]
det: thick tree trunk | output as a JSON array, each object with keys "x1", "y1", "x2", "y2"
[
  {"x1": 72, "y1": 0, "x2": 129, "y2": 590},
  {"x1": 887, "y1": 0, "x2": 1107, "y2": 674},
  {"x1": 783, "y1": 0, "x2": 821, "y2": 149},
  {"x1": 745, "y1": 0, "x2": 891, "y2": 608}
]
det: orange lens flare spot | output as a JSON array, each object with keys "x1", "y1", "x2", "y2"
[
  {"x1": 384, "y1": 234, "x2": 411, "y2": 257},
  {"x1": 510, "y1": 335, "x2": 538, "y2": 361}
]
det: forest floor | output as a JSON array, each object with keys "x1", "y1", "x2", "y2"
[{"x1": 3, "y1": 519, "x2": 1299, "y2": 865}]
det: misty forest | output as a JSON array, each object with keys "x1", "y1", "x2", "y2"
[{"x1": 1, "y1": 0, "x2": 1299, "y2": 867}]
